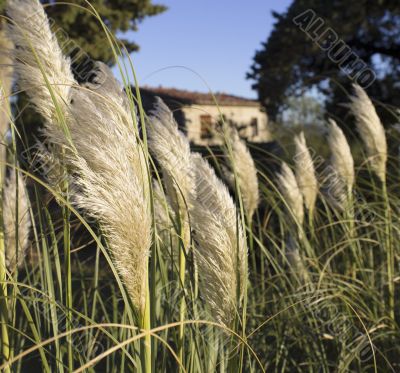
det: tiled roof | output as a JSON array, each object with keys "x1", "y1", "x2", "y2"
[{"x1": 140, "y1": 86, "x2": 260, "y2": 107}]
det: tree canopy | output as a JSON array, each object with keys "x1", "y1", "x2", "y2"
[
  {"x1": 42, "y1": 0, "x2": 166, "y2": 67},
  {"x1": 0, "y1": 0, "x2": 166, "y2": 66},
  {"x1": 248, "y1": 0, "x2": 400, "y2": 125}
]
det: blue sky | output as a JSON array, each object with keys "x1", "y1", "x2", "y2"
[{"x1": 114, "y1": 0, "x2": 292, "y2": 99}]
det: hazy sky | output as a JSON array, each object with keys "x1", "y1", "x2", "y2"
[{"x1": 114, "y1": 0, "x2": 292, "y2": 99}]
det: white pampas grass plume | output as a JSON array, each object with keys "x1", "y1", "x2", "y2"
[
  {"x1": 223, "y1": 129, "x2": 259, "y2": 219},
  {"x1": 57, "y1": 76, "x2": 151, "y2": 313},
  {"x1": 7, "y1": 0, "x2": 75, "y2": 127},
  {"x1": 293, "y1": 132, "x2": 318, "y2": 215},
  {"x1": 147, "y1": 98, "x2": 195, "y2": 249},
  {"x1": 8, "y1": 0, "x2": 151, "y2": 312},
  {"x1": 348, "y1": 84, "x2": 387, "y2": 182},
  {"x1": 327, "y1": 119, "x2": 354, "y2": 193},
  {"x1": 191, "y1": 153, "x2": 247, "y2": 326},
  {"x1": 3, "y1": 171, "x2": 31, "y2": 272},
  {"x1": 276, "y1": 162, "x2": 304, "y2": 226},
  {"x1": 82, "y1": 62, "x2": 132, "y2": 126}
]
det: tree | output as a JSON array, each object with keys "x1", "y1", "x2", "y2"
[
  {"x1": 248, "y1": 0, "x2": 400, "y2": 127},
  {"x1": 279, "y1": 95, "x2": 324, "y2": 128}
]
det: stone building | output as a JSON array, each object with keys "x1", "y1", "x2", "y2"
[{"x1": 140, "y1": 87, "x2": 270, "y2": 145}]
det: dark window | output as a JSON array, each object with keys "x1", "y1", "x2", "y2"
[
  {"x1": 250, "y1": 118, "x2": 258, "y2": 137},
  {"x1": 200, "y1": 115, "x2": 213, "y2": 139},
  {"x1": 215, "y1": 114, "x2": 227, "y2": 132}
]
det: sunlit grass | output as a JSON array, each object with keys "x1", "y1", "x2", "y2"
[{"x1": 0, "y1": 2, "x2": 399, "y2": 372}]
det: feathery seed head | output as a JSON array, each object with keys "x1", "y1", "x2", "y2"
[
  {"x1": 327, "y1": 119, "x2": 354, "y2": 193},
  {"x1": 277, "y1": 162, "x2": 304, "y2": 226},
  {"x1": 8, "y1": 0, "x2": 152, "y2": 313},
  {"x1": 4, "y1": 171, "x2": 31, "y2": 272},
  {"x1": 348, "y1": 84, "x2": 387, "y2": 182},
  {"x1": 7, "y1": 0, "x2": 75, "y2": 125},
  {"x1": 148, "y1": 98, "x2": 195, "y2": 239},
  {"x1": 293, "y1": 132, "x2": 318, "y2": 215},
  {"x1": 191, "y1": 153, "x2": 247, "y2": 326},
  {"x1": 64, "y1": 78, "x2": 152, "y2": 313},
  {"x1": 223, "y1": 128, "x2": 259, "y2": 219}
]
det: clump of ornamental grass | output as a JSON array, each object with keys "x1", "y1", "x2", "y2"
[
  {"x1": 191, "y1": 153, "x2": 247, "y2": 327},
  {"x1": 276, "y1": 162, "x2": 309, "y2": 280},
  {"x1": 3, "y1": 171, "x2": 31, "y2": 272},
  {"x1": 147, "y1": 97, "x2": 196, "y2": 360},
  {"x1": 348, "y1": 84, "x2": 387, "y2": 182},
  {"x1": 293, "y1": 131, "x2": 318, "y2": 217},
  {"x1": 223, "y1": 127, "x2": 259, "y2": 220},
  {"x1": 276, "y1": 161, "x2": 304, "y2": 227},
  {"x1": 147, "y1": 97, "x2": 195, "y2": 248},
  {"x1": 7, "y1": 0, "x2": 75, "y2": 137},
  {"x1": 324, "y1": 119, "x2": 355, "y2": 210},
  {"x1": 65, "y1": 80, "x2": 152, "y2": 313},
  {"x1": 8, "y1": 0, "x2": 152, "y2": 316},
  {"x1": 327, "y1": 119, "x2": 354, "y2": 192},
  {"x1": 347, "y1": 84, "x2": 394, "y2": 320}
]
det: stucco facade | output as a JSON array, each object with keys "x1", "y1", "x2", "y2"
[
  {"x1": 181, "y1": 103, "x2": 269, "y2": 145},
  {"x1": 140, "y1": 87, "x2": 270, "y2": 145}
]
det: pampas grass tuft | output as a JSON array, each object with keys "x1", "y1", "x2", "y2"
[
  {"x1": 191, "y1": 153, "x2": 247, "y2": 326},
  {"x1": 55, "y1": 72, "x2": 152, "y2": 313},
  {"x1": 276, "y1": 162, "x2": 304, "y2": 226},
  {"x1": 8, "y1": 2, "x2": 151, "y2": 313},
  {"x1": 324, "y1": 119, "x2": 355, "y2": 210},
  {"x1": 223, "y1": 128, "x2": 259, "y2": 220},
  {"x1": 7, "y1": 0, "x2": 75, "y2": 129},
  {"x1": 327, "y1": 119, "x2": 354, "y2": 192},
  {"x1": 293, "y1": 131, "x2": 318, "y2": 215},
  {"x1": 348, "y1": 84, "x2": 387, "y2": 182},
  {"x1": 147, "y1": 98, "x2": 195, "y2": 249},
  {"x1": 3, "y1": 171, "x2": 31, "y2": 272},
  {"x1": 277, "y1": 162, "x2": 304, "y2": 225}
]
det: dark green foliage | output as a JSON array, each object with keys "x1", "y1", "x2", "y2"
[
  {"x1": 248, "y1": 0, "x2": 400, "y2": 127},
  {"x1": 42, "y1": 0, "x2": 166, "y2": 66}
]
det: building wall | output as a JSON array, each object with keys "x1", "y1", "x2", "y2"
[{"x1": 181, "y1": 104, "x2": 270, "y2": 145}]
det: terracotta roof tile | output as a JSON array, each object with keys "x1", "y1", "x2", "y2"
[{"x1": 140, "y1": 86, "x2": 260, "y2": 107}]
